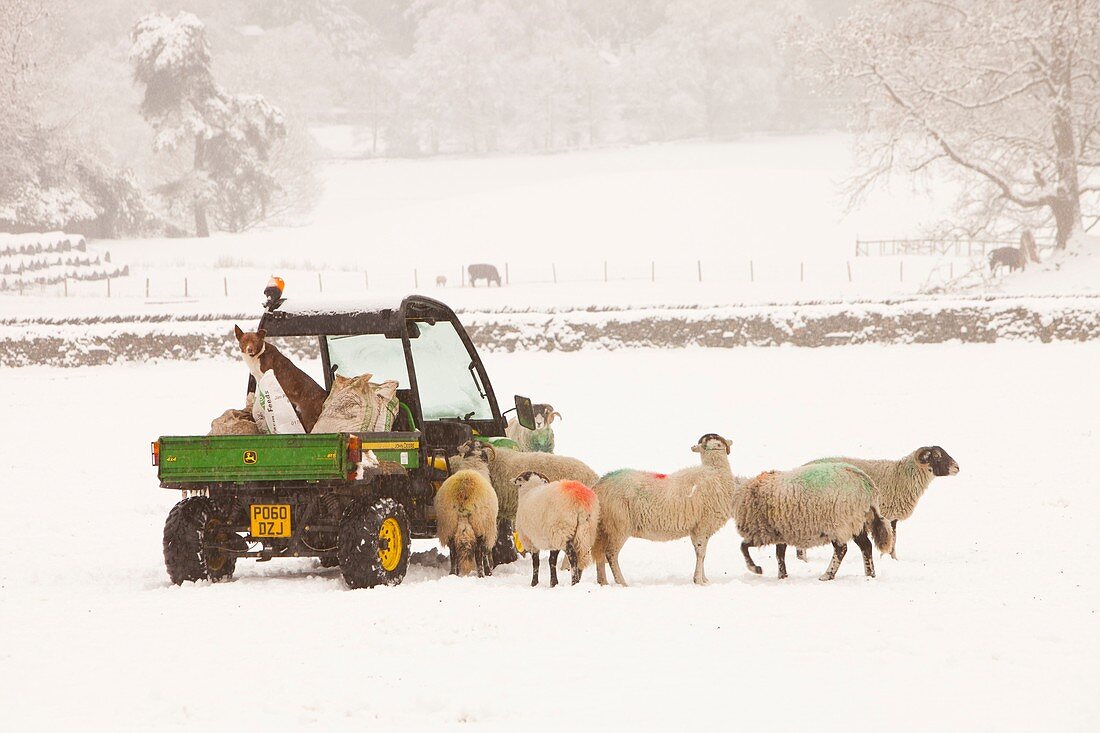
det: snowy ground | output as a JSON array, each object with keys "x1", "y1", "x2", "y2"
[{"x1": 2, "y1": 342, "x2": 1097, "y2": 731}]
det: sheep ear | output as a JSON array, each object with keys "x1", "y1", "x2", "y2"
[
  {"x1": 691, "y1": 444, "x2": 701, "y2": 453},
  {"x1": 482, "y1": 443, "x2": 496, "y2": 461},
  {"x1": 721, "y1": 437, "x2": 731, "y2": 454},
  {"x1": 917, "y1": 448, "x2": 932, "y2": 464}
]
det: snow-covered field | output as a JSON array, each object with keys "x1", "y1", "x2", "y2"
[{"x1": 2, "y1": 342, "x2": 1097, "y2": 731}]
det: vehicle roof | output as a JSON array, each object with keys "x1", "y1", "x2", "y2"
[{"x1": 260, "y1": 294, "x2": 459, "y2": 337}]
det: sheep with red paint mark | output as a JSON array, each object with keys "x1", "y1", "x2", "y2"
[
  {"x1": 591, "y1": 433, "x2": 741, "y2": 587},
  {"x1": 512, "y1": 472, "x2": 600, "y2": 587}
]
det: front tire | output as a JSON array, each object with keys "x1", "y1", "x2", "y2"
[
  {"x1": 163, "y1": 496, "x2": 238, "y2": 584},
  {"x1": 338, "y1": 498, "x2": 411, "y2": 589}
]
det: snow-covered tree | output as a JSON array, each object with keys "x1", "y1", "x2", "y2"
[
  {"x1": 130, "y1": 12, "x2": 286, "y2": 236},
  {"x1": 827, "y1": 0, "x2": 1100, "y2": 249}
]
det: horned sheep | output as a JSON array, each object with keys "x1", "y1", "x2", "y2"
[
  {"x1": 798, "y1": 446, "x2": 959, "y2": 561},
  {"x1": 434, "y1": 466, "x2": 499, "y2": 578},
  {"x1": 513, "y1": 472, "x2": 600, "y2": 587},
  {"x1": 734, "y1": 462, "x2": 894, "y2": 581},
  {"x1": 591, "y1": 433, "x2": 740, "y2": 587},
  {"x1": 505, "y1": 403, "x2": 561, "y2": 453}
]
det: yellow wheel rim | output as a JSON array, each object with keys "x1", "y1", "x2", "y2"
[
  {"x1": 205, "y1": 518, "x2": 228, "y2": 572},
  {"x1": 513, "y1": 531, "x2": 525, "y2": 554},
  {"x1": 378, "y1": 517, "x2": 402, "y2": 572}
]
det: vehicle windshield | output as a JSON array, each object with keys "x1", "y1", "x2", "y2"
[
  {"x1": 326, "y1": 333, "x2": 410, "y2": 387},
  {"x1": 408, "y1": 320, "x2": 493, "y2": 421}
]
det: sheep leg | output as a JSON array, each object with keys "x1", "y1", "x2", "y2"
[
  {"x1": 480, "y1": 538, "x2": 493, "y2": 577},
  {"x1": 474, "y1": 541, "x2": 485, "y2": 579},
  {"x1": 796, "y1": 548, "x2": 807, "y2": 562},
  {"x1": 606, "y1": 540, "x2": 629, "y2": 587},
  {"x1": 889, "y1": 520, "x2": 898, "y2": 560},
  {"x1": 530, "y1": 551, "x2": 540, "y2": 587},
  {"x1": 596, "y1": 557, "x2": 608, "y2": 586},
  {"x1": 448, "y1": 540, "x2": 458, "y2": 576},
  {"x1": 853, "y1": 531, "x2": 875, "y2": 578},
  {"x1": 776, "y1": 543, "x2": 788, "y2": 579},
  {"x1": 691, "y1": 533, "x2": 710, "y2": 585},
  {"x1": 819, "y1": 541, "x2": 848, "y2": 581},
  {"x1": 566, "y1": 541, "x2": 581, "y2": 585},
  {"x1": 741, "y1": 542, "x2": 763, "y2": 575},
  {"x1": 549, "y1": 550, "x2": 560, "y2": 588}
]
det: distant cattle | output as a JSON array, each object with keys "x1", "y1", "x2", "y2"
[
  {"x1": 989, "y1": 247, "x2": 1026, "y2": 275},
  {"x1": 468, "y1": 263, "x2": 502, "y2": 287},
  {"x1": 436, "y1": 275, "x2": 447, "y2": 287}
]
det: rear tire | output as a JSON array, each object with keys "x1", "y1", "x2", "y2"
[
  {"x1": 492, "y1": 518, "x2": 519, "y2": 566},
  {"x1": 338, "y1": 498, "x2": 411, "y2": 589},
  {"x1": 163, "y1": 496, "x2": 238, "y2": 584}
]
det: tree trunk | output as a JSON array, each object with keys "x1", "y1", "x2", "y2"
[
  {"x1": 1049, "y1": 6, "x2": 1083, "y2": 249},
  {"x1": 193, "y1": 134, "x2": 210, "y2": 238}
]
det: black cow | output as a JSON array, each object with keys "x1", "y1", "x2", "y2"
[{"x1": 468, "y1": 263, "x2": 502, "y2": 287}]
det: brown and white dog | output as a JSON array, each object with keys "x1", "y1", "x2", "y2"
[{"x1": 234, "y1": 325, "x2": 327, "y2": 432}]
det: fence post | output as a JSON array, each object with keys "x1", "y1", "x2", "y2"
[
  {"x1": 183, "y1": 277, "x2": 188, "y2": 298},
  {"x1": 364, "y1": 270, "x2": 369, "y2": 290},
  {"x1": 899, "y1": 261, "x2": 904, "y2": 282},
  {"x1": 750, "y1": 260, "x2": 754, "y2": 282},
  {"x1": 145, "y1": 277, "x2": 150, "y2": 298},
  {"x1": 697, "y1": 260, "x2": 702, "y2": 282},
  {"x1": 505, "y1": 262, "x2": 510, "y2": 285},
  {"x1": 107, "y1": 277, "x2": 111, "y2": 298},
  {"x1": 224, "y1": 276, "x2": 228, "y2": 297},
  {"x1": 651, "y1": 261, "x2": 655, "y2": 282},
  {"x1": 63, "y1": 278, "x2": 68, "y2": 297},
  {"x1": 847, "y1": 260, "x2": 852, "y2": 282},
  {"x1": 800, "y1": 261, "x2": 804, "y2": 282},
  {"x1": 552, "y1": 263, "x2": 557, "y2": 284},
  {"x1": 603, "y1": 260, "x2": 608, "y2": 282},
  {"x1": 318, "y1": 272, "x2": 323, "y2": 293},
  {"x1": 414, "y1": 268, "x2": 418, "y2": 288}
]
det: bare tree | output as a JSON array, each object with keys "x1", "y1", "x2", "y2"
[{"x1": 826, "y1": 0, "x2": 1100, "y2": 249}]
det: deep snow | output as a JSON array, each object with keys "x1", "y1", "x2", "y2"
[{"x1": 1, "y1": 342, "x2": 1097, "y2": 731}]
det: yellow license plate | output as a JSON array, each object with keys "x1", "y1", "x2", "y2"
[{"x1": 250, "y1": 504, "x2": 291, "y2": 538}]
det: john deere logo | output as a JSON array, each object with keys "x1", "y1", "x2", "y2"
[{"x1": 243, "y1": 450, "x2": 258, "y2": 465}]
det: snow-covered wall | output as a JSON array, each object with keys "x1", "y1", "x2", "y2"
[{"x1": 2, "y1": 296, "x2": 1097, "y2": 367}]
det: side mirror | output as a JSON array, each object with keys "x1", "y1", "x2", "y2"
[{"x1": 514, "y1": 395, "x2": 536, "y2": 430}]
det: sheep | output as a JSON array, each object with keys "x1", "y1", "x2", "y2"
[
  {"x1": 591, "y1": 433, "x2": 739, "y2": 587},
  {"x1": 505, "y1": 403, "x2": 561, "y2": 453},
  {"x1": 447, "y1": 440, "x2": 598, "y2": 523},
  {"x1": 434, "y1": 465, "x2": 499, "y2": 578},
  {"x1": 513, "y1": 471, "x2": 600, "y2": 587},
  {"x1": 734, "y1": 462, "x2": 894, "y2": 581},
  {"x1": 797, "y1": 445, "x2": 959, "y2": 561}
]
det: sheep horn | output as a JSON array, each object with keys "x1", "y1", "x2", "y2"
[{"x1": 550, "y1": 411, "x2": 562, "y2": 422}]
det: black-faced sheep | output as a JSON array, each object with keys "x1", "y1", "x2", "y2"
[
  {"x1": 505, "y1": 403, "x2": 561, "y2": 453},
  {"x1": 591, "y1": 433, "x2": 739, "y2": 587},
  {"x1": 513, "y1": 471, "x2": 600, "y2": 587},
  {"x1": 798, "y1": 445, "x2": 959, "y2": 561},
  {"x1": 734, "y1": 462, "x2": 894, "y2": 581}
]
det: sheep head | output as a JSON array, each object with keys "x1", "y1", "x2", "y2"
[
  {"x1": 532, "y1": 403, "x2": 561, "y2": 429},
  {"x1": 512, "y1": 471, "x2": 550, "y2": 490},
  {"x1": 916, "y1": 446, "x2": 959, "y2": 477},
  {"x1": 692, "y1": 433, "x2": 732, "y2": 455}
]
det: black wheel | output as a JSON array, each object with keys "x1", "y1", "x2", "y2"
[
  {"x1": 492, "y1": 517, "x2": 519, "y2": 567},
  {"x1": 163, "y1": 496, "x2": 238, "y2": 584},
  {"x1": 338, "y1": 498, "x2": 411, "y2": 589}
]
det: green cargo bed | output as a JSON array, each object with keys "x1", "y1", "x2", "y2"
[{"x1": 155, "y1": 431, "x2": 420, "y2": 484}]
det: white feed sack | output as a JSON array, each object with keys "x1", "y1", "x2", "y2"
[
  {"x1": 251, "y1": 370, "x2": 306, "y2": 434},
  {"x1": 312, "y1": 374, "x2": 400, "y2": 434}
]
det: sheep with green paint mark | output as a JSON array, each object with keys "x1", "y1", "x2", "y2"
[
  {"x1": 734, "y1": 462, "x2": 894, "y2": 581},
  {"x1": 505, "y1": 403, "x2": 561, "y2": 453},
  {"x1": 591, "y1": 433, "x2": 740, "y2": 587},
  {"x1": 797, "y1": 446, "x2": 959, "y2": 561}
]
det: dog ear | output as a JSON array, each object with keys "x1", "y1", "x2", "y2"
[
  {"x1": 256, "y1": 328, "x2": 267, "y2": 341},
  {"x1": 234, "y1": 325, "x2": 244, "y2": 340}
]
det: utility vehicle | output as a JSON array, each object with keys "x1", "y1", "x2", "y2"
[{"x1": 153, "y1": 279, "x2": 537, "y2": 588}]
